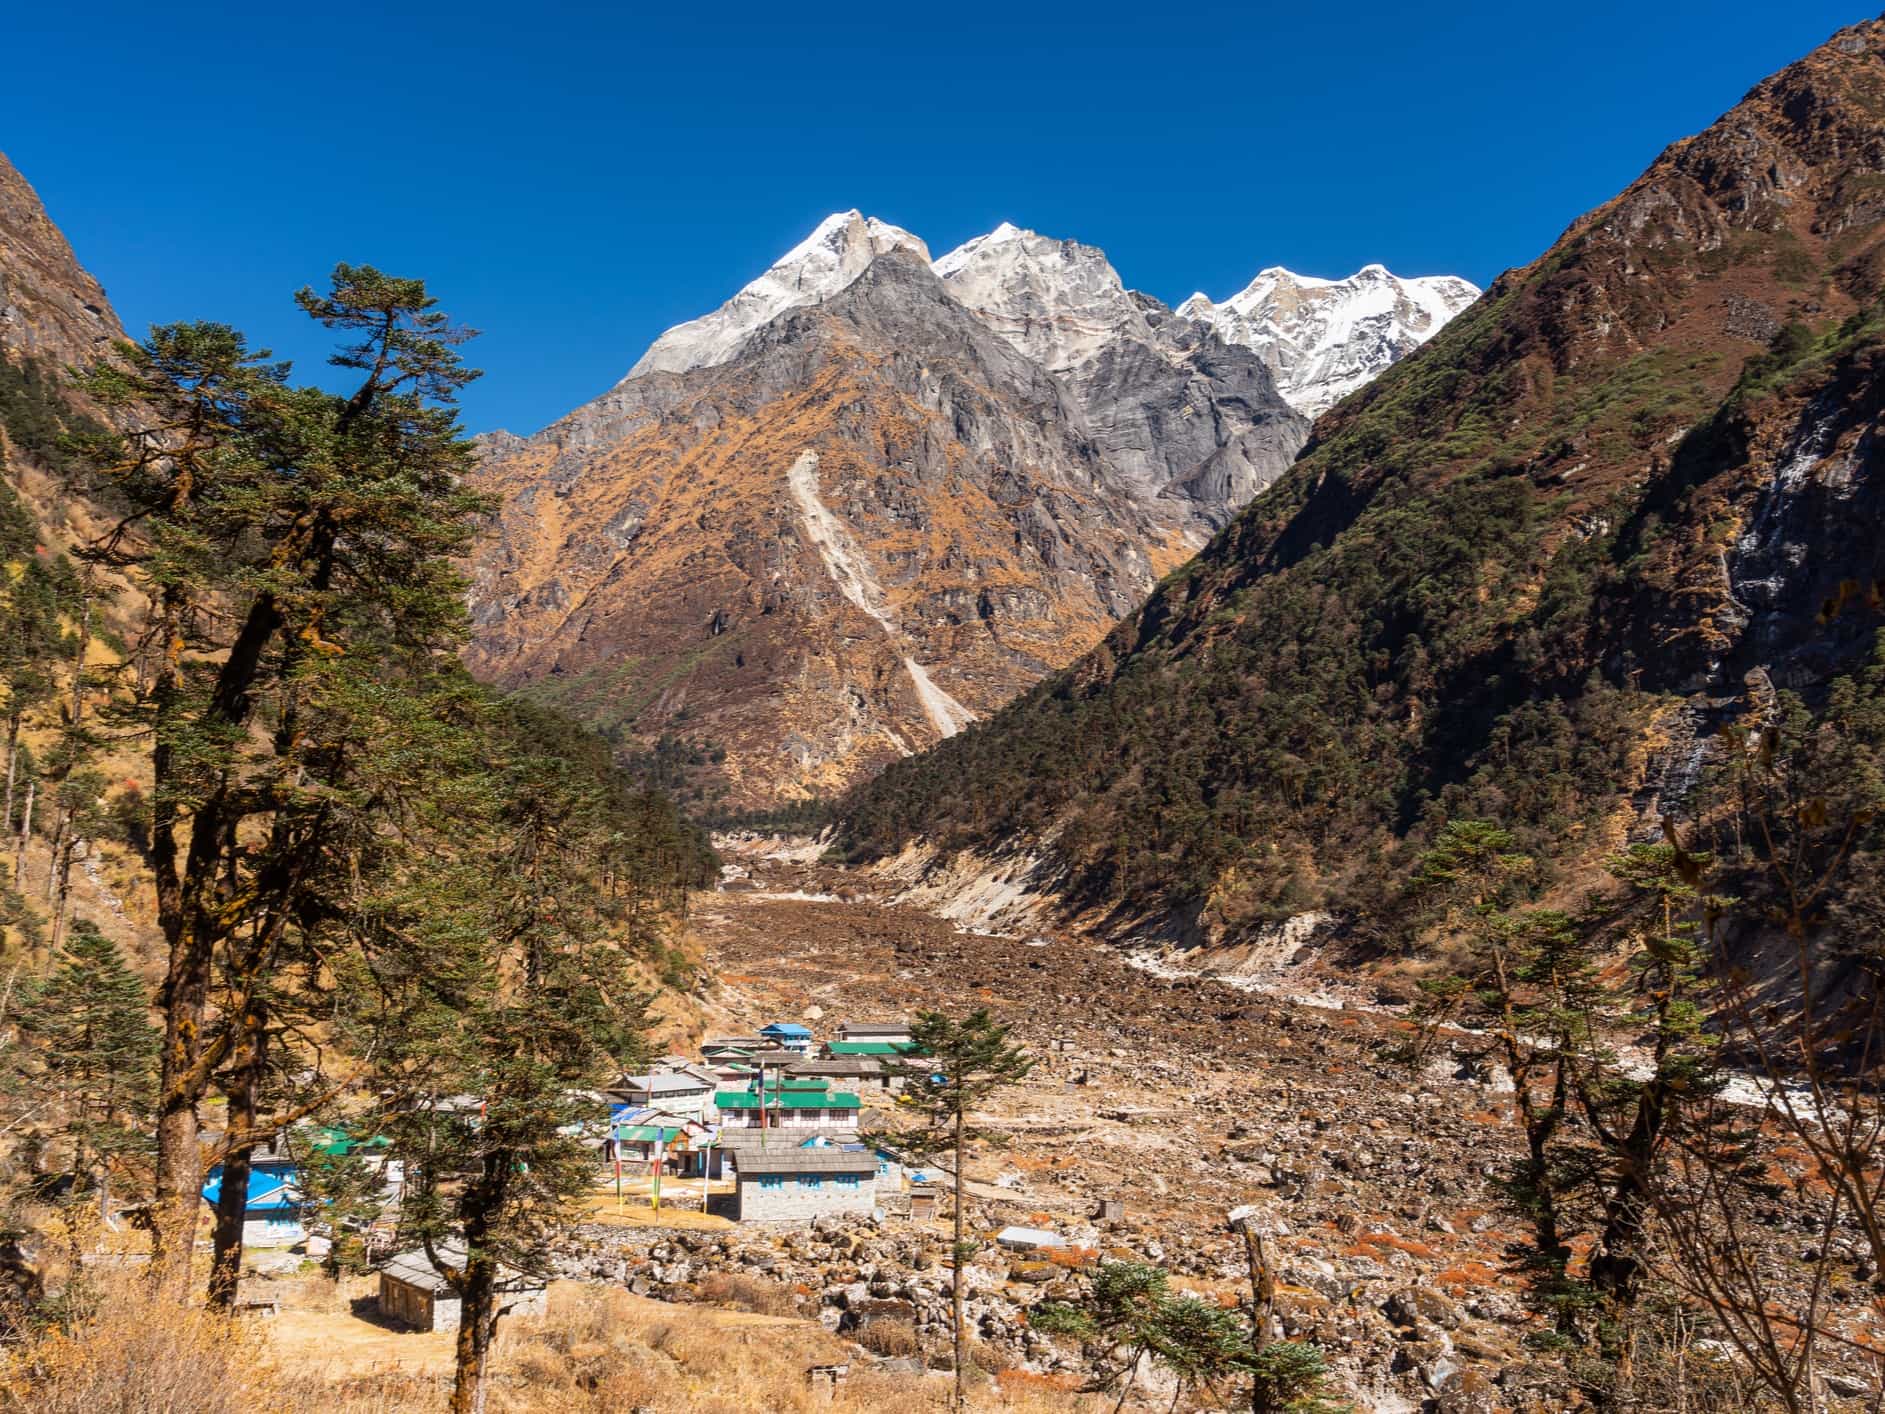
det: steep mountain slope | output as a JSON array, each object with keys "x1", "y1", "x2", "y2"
[
  {"x1": 1179, "y1": 264, "x2": 1480, "y2": 417},
  {"x1": 468, "y1": 250, "x2": 1207, "y2": 807},
  {"x1": 840, "y1": 18, "x2": 1885, "y2": 944},
  {"x1": 0, "y1": 151, "x2": 122, "y2": 367},
  {"x1": 468, "y1": 219, "x2": 1313, "y2": 808}
]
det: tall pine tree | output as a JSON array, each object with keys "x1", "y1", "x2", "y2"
[{"x1": 16, "y1": 920, "x2": 158, "y2": 1210}]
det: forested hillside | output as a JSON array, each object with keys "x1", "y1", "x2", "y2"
[
  {"x1": 0, "y1": 152, "x2": 716, "y2": 1412},
  {"x1": 840, "y1": 18, "x2": 1885, "y2": 947}
]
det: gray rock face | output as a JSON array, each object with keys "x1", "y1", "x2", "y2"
[
  {"x1": 935, "y1": 224, "x2": 1310, "y2": 528},
  {"x1": 0, "y1": 151, "x2": 123, "y2": 367}
]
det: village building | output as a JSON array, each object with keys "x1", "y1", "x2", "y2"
[
  {"x1": 713, "y1": 1087, "x2": 861, "y2": 1131},
  {"x1": 677, "y1": 1123, "x2": 848, "y2": 1179},
  {"x1": 824, "y1": 1040, "x2": 917, "y2": 1061},
  {"x1": 786, "y1": 1054, "x2": 899, "y2": 1092},
  {"x1": 200, "y1": 1133, "x2": 303, "y2": 1249},
  {"x1": 758, "y1": 1022, "x2": 815, "y2": 1055},
  {"x1": 377, "y1": 1245, "x2": 547, "y2": 1333},
  {"x1": 837, "y1": 1020, "x2": 914, "y2": 1045},
  {"x1": 656, "y1": 1057, "x2": 721, "y2": 1086},
  {"x1": 723, "y1": 1143, "x2": 880, "y2": 1223},
  {"x1": 611, "y1": 1069, "x2": 715, "y2": 1119},
  {"x1": 701, "y1": 1036, "x2": 767, "y2": 1060},
  {"x1": 706, "y1": 1041, "x2": 800, "y2": 1073}
]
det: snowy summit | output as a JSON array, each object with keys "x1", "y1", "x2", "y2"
[
  {"x1": 626, "y1": 211, "x2": 930, "y2": 379},
  {"x1": 1178, "y1": 264, "x2": 1481, "y2": 417},
  {"x1": 621, "y1": 214, "x2": 1479, "y2": 421}
]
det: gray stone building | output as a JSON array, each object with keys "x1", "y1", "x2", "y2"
[{"x1": 727, "y1": 1145, "x2": 880, "y2": 1223}]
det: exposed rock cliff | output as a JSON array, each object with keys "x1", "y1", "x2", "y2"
[
  {"x1": 935, "y1": 223, "x2": 1309, "y2": 522},
  {"x1": 0, "y1": 151, "x2": 121, "y2": 366}
]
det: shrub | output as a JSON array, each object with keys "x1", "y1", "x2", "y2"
[
  {"x1": 0, "y1": 1284, "x2": 273, "y2": 1414},
  {"x1": 855, "y1": 1317, "x2": 919, "y2": 1356},
  {"x1": 690, "y1": 1272, "x2": 800, "y2": 1317}
]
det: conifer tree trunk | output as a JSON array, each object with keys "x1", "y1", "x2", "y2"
[
  {"x1": 953, "y1": 1103, "x2": 966, "y2": 1413},
  {"x1": 68, "y1": 583, "x2": 89, "y2": 728},
  {"x1": 12, "y1": 777, "x2": 30, "y2": 888},
  {"x1": 41, "y1": 805, "x2": 61, "y2": 902},
  {"x1": 448, "y1": 1159, "x2": 508, "y2": 1414},
  {"x1": 451, "y1": 1259, "x2": 499, "y2": 1414},
  {"x1": 149, "y1": 596, "x2": 277, "y2": 1299},
  {"x1": 208, "y1": 1008, "x2": 267, "y2": 1309},
  {"x1": 49, "y1": 837, "x2": 76, "y2": 961},
  {"x1": 3, "y1": 710, "x2": 19, "y2": 834}
]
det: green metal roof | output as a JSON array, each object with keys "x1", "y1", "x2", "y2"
[
  {"x1": 778, "y1": 1077, "x2": 830, "y2": 1091},
  {"x1": 615, "y1": 1124, "x2": 684, "y2": 1144},
  {"x1": 307, "y1": 1126, "x2": 390, "y2": 1158},
  {"x1": 715, "y1": 1090, "x2": 861, "y2": 1111},
  {"x1": 826, "y1": 1041, "x2": 917, "y2": 1056}
]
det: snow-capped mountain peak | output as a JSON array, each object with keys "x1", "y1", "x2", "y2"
[
  {"x1": 931, "y1": 223, "x2": 1151, "y2": 374},
  {"x1": 1183, "y1": 264, "x2": 1481, "y2": 417},
  {"x1": 623, "y1": 213, "x2": 1478, "y2": 421},
  {"x1": 626, "y1": 211, "x2": 929, "y2": 379}
]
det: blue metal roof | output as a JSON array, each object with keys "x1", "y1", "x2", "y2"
[
  {"x1": 201, "y1": 1161, "x2": 298, "y2": 1213},
  {"x1": 761, "y1": 1023, "x2": 812, "y2": 1037}
]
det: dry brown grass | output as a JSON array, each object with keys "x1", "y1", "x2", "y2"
[
  {"x1": 0, "y1": 1286, "x2": 278, "y2": 1414},
  {"x1": 6, "y1": 1277, "x2": 1095, "y2": 1413},
  {"x1": 691, "y1": 1271, "x2": 804, "y2": 1317},
  {"x1": 854, "y1": 1316, "x2": 919, "y2": 1356}
]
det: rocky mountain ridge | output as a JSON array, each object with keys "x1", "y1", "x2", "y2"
[
  {"x1": 467, "y1": 249, "x2": 1207, "y2": 807},
  {"x1": 469, "y1": 213, "x2": 1470, "y2": 807}
]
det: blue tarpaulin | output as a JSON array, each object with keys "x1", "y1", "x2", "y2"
[{"x1": 201, "y1": 1163, "x2": 298, "y2": 1212}]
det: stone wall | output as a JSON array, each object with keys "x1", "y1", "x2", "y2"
[{"x1": 736, "y1": 1174, "x2": 877, "y2": 1223}]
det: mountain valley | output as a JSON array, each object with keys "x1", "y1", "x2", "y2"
[{"x1": 6, "y1": 12, "x2": 1885, "y2": 1413}]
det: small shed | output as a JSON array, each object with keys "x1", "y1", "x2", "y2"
[
  {"x1": 376, "y1": 1246, "x2": 547, "y2": 1333},
  {"x1": 995, "y1": 1226, "x2": 1067, "y2": 1252}
]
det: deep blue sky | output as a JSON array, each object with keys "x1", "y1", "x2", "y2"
[{"x1": 2, "y1": 2, "x2": 1871, "y2": 434}]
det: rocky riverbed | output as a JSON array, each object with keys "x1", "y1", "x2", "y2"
[{"x1": 561, "y1": 842, "x2": 1885, "y2": 1411}]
